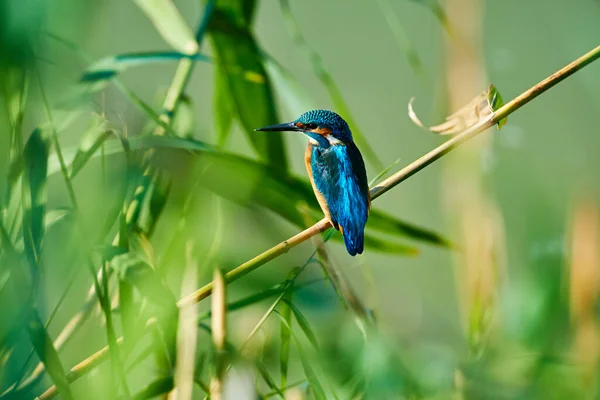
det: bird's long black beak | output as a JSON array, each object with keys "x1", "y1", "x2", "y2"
[{"x1": 254, "y1": 122, "x2": 302, "y2": 132}]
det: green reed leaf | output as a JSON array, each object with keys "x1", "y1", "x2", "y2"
[
  {"x1": 22, "y1": 128, "x2": 50, "y2": 269},
  {"x1": 209, "y1": 5, "x2": 288, "y2": 169},
  {"x1": 27, "y1": 311, "x2": 74, "y2": 400}
]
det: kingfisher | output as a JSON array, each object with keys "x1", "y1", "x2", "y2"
[{"x1": 255, "y1": 110, "x2": 370, "y2": 256}]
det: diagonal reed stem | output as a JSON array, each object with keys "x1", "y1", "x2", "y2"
[{"x1": 33, "y1": 44, "x2": 600, "y2": 400}]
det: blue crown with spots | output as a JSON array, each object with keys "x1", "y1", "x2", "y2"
[{"x1": 295, "y1": 109, "x2": 353, "y2": 142}]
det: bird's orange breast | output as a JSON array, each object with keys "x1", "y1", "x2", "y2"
[{"x1": 304, "y1": 145, "x2": 334, "y2": 226}]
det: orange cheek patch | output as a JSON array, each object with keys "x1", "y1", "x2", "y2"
[
  {"x1": 295, "y1": 122, "x2": 305, "y2": 129},
  {"x1": 315, "y1": 127, "x2": 332, "y2": 136}
]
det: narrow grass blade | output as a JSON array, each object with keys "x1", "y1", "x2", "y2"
[
  {"x1": 68, "y1": 117, "x2": 111, "y2": 179},
  {"x1": 376, "y1": 0, "x2": 423, "y2": 74},
  {"x1": 22, "y1": 128, "x2": 50, "y2": 269},
  {"x1": 173, "y1": 242, "x2": 199, "y2": 400},
  {"x1": 133, "y1": 0, "x2": 198, "y2": 54},
  {"x1": 368, "y1": 158, "x2": 402, "y2": 187},
  {"x1": 408, "y1": 0, "x2": 450, "y2": 31},
  {"x1": 214, "y1": 70, "x2": 235, "y2": 148},
  {"x1": 296, "y1": 346, "x2": 327, "y2": 400},
  {"x1": 110, "y1": 252, "x2": 177, "y2": 311},
  {"x1": 275, "y1": 313, "x2": 327, "y2": 400},
  {"x1": 27, "y1": 311, "x2": 74, "y2": 400},
  {"x1": 280, "y1": 275, "x2": 294, "y2": 389},
  {"x1": 241, "y1": 266, "x2": 303, "y2": 350},
  {"x1": 255, "y1": 361, "x2": 285, "y2": 398},
  {"x1": 198, "y1": 283, "x2": 286, "y2": 321},
  {"x1": 173, "y1": 94, "x2": 195, "y2": 139},
  {"x1": 44, "y1": 208, "x2": 72, "y2": 230},
  {"x1": 131, "y1": 376, "x2": 174, "y2": 400},
  {"x1": 368, "y1": 209, "x2": 452, "y2": 247},
  {"x1": 210, "y1": 268, "x2": 227, "y2": 400},
  {"x1": 77, "y1": 52, "x2": 209, "y2": 95},
  {"x1": 282, "y1": 300, "x2": 319, "y2": 350},
  {"x1": 335, "y1": 231, "x2": 419, "y2": 255}
]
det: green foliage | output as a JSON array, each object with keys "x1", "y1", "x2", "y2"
[
  {"x1": 26, "y1": 311, "x2": 74, "y2": 400},
  {"x1": 1, "y1": 1, "x2": 598, "y2": 399},
  {"x1": 21, "y1": 128, "x2": 50, "y2": 270}
]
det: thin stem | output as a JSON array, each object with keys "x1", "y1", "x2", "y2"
[{"x1": 36, "y1": 69, "x2": 79, "y2": 211}]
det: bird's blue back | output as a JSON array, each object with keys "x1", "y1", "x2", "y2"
[{"x1": 309, "y1": 142, "x2": 370, "y2": 255}]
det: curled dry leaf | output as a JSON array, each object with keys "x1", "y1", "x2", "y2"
[{"x1": 408, "y1": 84, "x2": 506, "y2": 135}]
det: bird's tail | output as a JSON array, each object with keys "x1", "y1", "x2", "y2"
[{"x1": 342, "y1": 227, "x2": 364, "y2": 256}]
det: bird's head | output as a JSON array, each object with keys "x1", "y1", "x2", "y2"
[{"x1": 255, "y1": 109, "x2": 353, "y2": 148}]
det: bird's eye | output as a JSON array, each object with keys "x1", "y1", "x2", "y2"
[{"x1": 306, "y1": 123, "x2": 318, "y2": 129}]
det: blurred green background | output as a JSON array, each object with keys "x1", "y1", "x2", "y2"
[{"x1": 1, "y1": 0, "x2": 599, "y2": 399}]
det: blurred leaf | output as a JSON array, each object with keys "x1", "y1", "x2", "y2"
[
  {"x1": 255, "y1": 360, "x2": 285, "y2": 397},
  {"x1": 46, "y1": 135, "x2": 447, "y2": 250},
  {"x1": 279, "y1": 0, "x2": 383, "y2": 171},
  {"x1": 282, "y1": 299, "x2": 319, "y2": 350},
  {"x1": 214, "y1": 70, "x2": 235, "y2": 147},
  {"x1": 368, "y1": 209, "x2": 451, "y2": 247},
  {"x1": 47, "y1": 33, "x2": 203, "y2": 137},
  {"x1": 264, "y1": 57, "x2": 315, "y2": 117},
  {"x1": 77, "y1": 52, "x2": 209, "y2": 94},
  {"x1": 1, "y1": 175, "x2": 25, "y2": 241},
  {"x1": 189, "y1": 148, "x2": 439, "y2": 251},
  {"x1": 276, "y1": 313, "x2": 328, "y2": 400},
  {"x1": 27, "y1": 311, "x2": 74, "y2": 400},
  {"x1": 0, "y1": 219, "x2": 30, "y2": 362},
  {"x1": 80, "y1": 52, "x2": 209, "y2": 82},
  {"x1": 297, "y1": 348, "x2": 328, "y2": 400},
  {"x1": 376, "y1": 0, "x2": 423, "y2": 74},
  {"x1": 93, "y1": 244, "x2": 128, "y2": 264},
  {"x1": 408, "y1": 0, "x2": 450, "y2": 31},
  {"x1": 22, "y1": 128, "x2": 50, "y2": 269},
  {"x1": 209, "y1": 4, "x2": 288, "y2": 169},
  {"x1": 198, "y1": 280, "x2": 317, "y2": 321},
  {"x1": 44, "y1": 208, "x2": 72, "y2": 230},
  {"x1": 47, "y1": 135, "x2": 214, "y2": 177},
  {"x1": 131, "y1": 376, "x2": 173, "y2": 400},
  {"x1": 130, "y1": 171, "x2": 171, "y2": 235},
  {"x1": 369, "y1": 158, "x2": 402, "y2": 187},
  {"x1": 68, "y1": 117, "x2": 111, "y2": 179},
  {"x1": 172, "y1": 94, "x2": 195, "y2": 139},
  {"x1": 199, "y1": 323, "x2": 285, "y2": 397},
  {"x1": 110, "y1": 253, "x2": 176, "y2": 311},
  {"x1": 133, "y1": 0, "x2": 198, "y2": 54},
  {"x1": 360, "y1": 233, "x2": 419, "y2": 255},
  {"x1": 280, "y1": 273, "x2": 295, "y2": 389}
]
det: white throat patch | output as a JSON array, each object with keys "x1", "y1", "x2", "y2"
[
  {"x1": 308, "y1": 135, "x2": 342, "y2": 146},
  {"x1": 326, "y1": 135, "x2": 342, "y2": 145}
]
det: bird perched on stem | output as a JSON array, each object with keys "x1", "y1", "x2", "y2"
[{"x1": 256, "y1": 110, "x2": 370, "y2": 256}]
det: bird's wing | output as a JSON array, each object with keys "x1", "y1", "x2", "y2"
[
  {"x1": 305, "y1": 144, "x2": 336, "y2": 227},
  {"x1": 309, "y1": 143, "x2": 370, "y2": 255}
]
